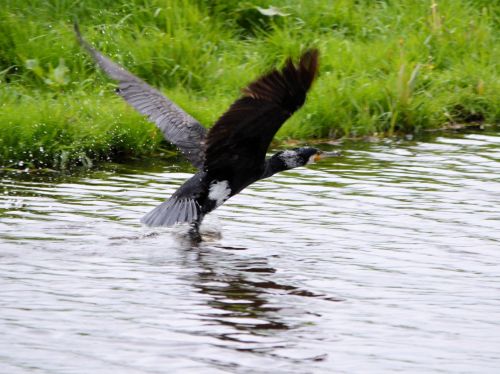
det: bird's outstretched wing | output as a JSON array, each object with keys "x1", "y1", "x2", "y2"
[
  {"x1": 74, "y1": 23, "x2": 207, "y2": 169},
  {"x1": 203, "y1": 49, "x2": 319, "y2": 178}
]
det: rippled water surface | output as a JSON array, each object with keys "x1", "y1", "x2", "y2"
[{"x1": 1, "y1": 131, "x2": 500, "y2": 373}]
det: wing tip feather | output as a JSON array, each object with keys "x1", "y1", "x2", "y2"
[{"x1": 241, "y1": 48, "x2": 319, "y2": 108}]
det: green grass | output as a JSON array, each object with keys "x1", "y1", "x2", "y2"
[{"x1": 1, "y1": 0, "x2": 499, "y2": 169}]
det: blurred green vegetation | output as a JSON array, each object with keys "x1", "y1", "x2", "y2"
[{"x1": 1, "y1": 0, "x2": 499, "y2": 169}]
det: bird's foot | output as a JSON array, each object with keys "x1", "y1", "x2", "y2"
[{"x1": 188, "y1": 223, "x2": 202, "y2": 244}]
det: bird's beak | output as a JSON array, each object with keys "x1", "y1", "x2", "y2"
[{"x1": 314, "y1": 150, "x2": 341, "y2": 162}]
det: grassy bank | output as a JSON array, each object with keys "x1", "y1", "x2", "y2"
[{"x1": 1, "y1": 0, "x2": 498, "y2": 169}]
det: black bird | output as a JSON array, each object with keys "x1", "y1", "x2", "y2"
[{"x1": 75, "y1": 24, "x2": 339, "y2": 241}]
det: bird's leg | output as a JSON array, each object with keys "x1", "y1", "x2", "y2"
[{"x1": 188, "y1": 221, "x2": 202, "y2": 244}]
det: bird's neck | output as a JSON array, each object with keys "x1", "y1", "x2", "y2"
[{"x1": 260, "y1": 153, "x2": 289, "y2": 179}]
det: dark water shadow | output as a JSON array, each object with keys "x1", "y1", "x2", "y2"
[
  {"x1": 170, "y1": 244, "x2": 343, "y2": 370},
  {"x1": 180, "y1": 244, "x2": 342, "y2": 335}
]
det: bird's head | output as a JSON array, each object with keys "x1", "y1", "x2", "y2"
[{"x1": 277, "y1": 147, "x2": 341, "y2": 169}]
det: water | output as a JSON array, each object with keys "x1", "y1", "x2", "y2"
[{"x1": 1, "y1": 131, "x2": 499, "y2": 373}]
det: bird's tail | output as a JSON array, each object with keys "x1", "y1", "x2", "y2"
[{"x1": 141, "y1": 198, "x2": 200, "y2": 227}]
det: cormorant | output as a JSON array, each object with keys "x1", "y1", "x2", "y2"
[{"x1": 75, "y1": 23, "x2": 339, "y2": 242}]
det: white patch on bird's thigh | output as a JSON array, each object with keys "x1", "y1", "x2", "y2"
[
  {"x1": 208, "y1": 180, "x2": 231, "y2": 207},
  {"x1": 280, "y1": 150, "x2": 300, "y2": 168}
]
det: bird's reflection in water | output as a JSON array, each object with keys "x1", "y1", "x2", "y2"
[
  {"x1": 184, "y1": 249, "x2": 287, "y2": 334},
  {"x1": 196, "y1": 256, "x2": 289, "y2": 332},
  {"x1": 179, "y1": 243, "x2": 340, "y2": 350}
]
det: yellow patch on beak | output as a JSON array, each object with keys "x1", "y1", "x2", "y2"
[{"x1": 314, "y1": 153, "x2": 323, "y2": 162}]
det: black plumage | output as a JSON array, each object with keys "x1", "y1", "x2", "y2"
[{"x1": 75, "y1": 23, "x2": 339, "y2": 241}]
